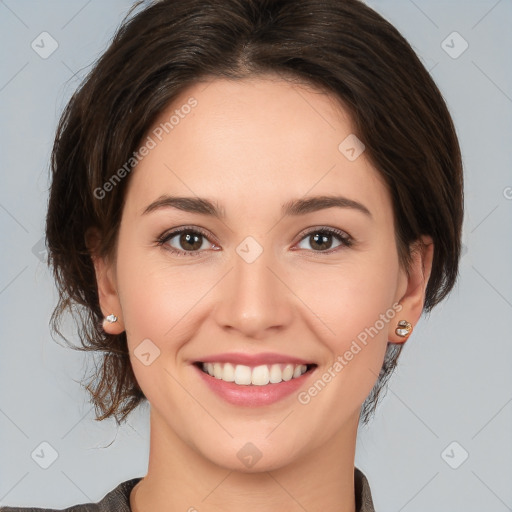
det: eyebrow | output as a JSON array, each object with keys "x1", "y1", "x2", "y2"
[
  {"x1": 282, "y1": 195, "x2": 372, "y2": 218},
  {"x1": 142, "y1": 194, "x2": 372, "y2": 219},
  {"x1": 142, "y1": 195, "x2": 223, "y2": 217}
]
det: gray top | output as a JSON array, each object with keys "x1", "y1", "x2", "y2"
[{"x1": 1, "y1": 467, "x2": 375, "y2": 512}]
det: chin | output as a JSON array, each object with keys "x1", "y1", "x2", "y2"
[{"x1": 197, "y1": 436, "x2": 302, "y2": 474}]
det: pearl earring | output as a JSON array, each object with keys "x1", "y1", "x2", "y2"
[{"x1": 105, "y1": 314, "x2": 118, "y2": 323}]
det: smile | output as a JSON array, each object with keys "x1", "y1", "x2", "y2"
[
  {"x1": 193, "y1": 361, "x2": 318, "y2": 407},
  {"x1": 197, "y1": 362, "x2": 317, "y2": 386}
]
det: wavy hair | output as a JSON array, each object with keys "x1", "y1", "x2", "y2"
[{"x1": 46, "y1": 0, "x2": 464, "y2": 425}]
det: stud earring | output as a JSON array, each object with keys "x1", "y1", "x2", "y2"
[
  {"x1": 395, "y1": 320, "x2": 412, "y2": 337},
  {"x1": 105, "y1": 314, "x2": 118, "y2": 323}
]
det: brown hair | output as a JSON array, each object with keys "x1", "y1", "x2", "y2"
[{"x1": 46, "y1": 0, "x2": 463, "y2": 425}]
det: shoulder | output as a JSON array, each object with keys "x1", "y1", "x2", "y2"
[
  {"x1": 0, "y1": 477, "x2": 143, "y2": 512},
  {"x1": 354, "y1": 467, "x2": 376, "y2": 512}
]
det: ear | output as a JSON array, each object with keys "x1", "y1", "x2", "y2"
[
  {"x1": 85, "y1": 227, "x2": 124, "y2": 335},
  {"x1": 389, "y1": 235, "x2": 434, "y2": 344}
]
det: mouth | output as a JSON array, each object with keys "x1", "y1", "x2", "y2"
[{"x1": 193, "y1": 361, "x2": 318, "y2": 386}]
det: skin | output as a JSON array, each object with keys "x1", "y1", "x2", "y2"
[{"x1": 88, "y1": 75, "x2": 433, "y2": 512}]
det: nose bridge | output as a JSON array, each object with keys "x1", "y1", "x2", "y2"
[{"x1": 214, "y1": 237, "x2": 293, "y2": 336}]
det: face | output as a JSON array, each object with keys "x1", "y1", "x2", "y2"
[{"x1": 94, "y1": 76, "x2": 432, "y2": 472}]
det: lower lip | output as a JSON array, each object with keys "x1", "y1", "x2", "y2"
[{"x1": 193, "y1": 364, "x2": 316, "y2": 407}]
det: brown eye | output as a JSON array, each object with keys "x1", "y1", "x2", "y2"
[
  {"x1": 176, "y1": 232, "x2": 204, "y2": 251},
  {"x1": 309, "y1": 232, "x2": 334, "y2": 251},
  {"x1": 296, "y1": 228, "x2": 352, "y2": 252},
  {"x1": 159, "y1": 228, "x2": 216, "y2": 256}
]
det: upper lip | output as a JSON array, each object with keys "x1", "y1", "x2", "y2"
[{"x1": 194, "y1": 352, "x2": 315, "y2": 366}]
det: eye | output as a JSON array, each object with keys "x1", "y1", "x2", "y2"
[
  {"x1": 157, "y1": 225, "x2": 353, "y2": 257},
  {"x1": 157, "y1": 227, "x2": 218, "y2": 256},
  {"x1": 295, "y1": 227, "x2": 353, "y2": 253}
]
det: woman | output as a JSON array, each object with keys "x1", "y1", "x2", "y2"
[{"x1": 1, "y1": 0, "x2": 463, "y2": 510}]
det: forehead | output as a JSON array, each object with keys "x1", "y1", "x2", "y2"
[{"x1": 124, "y1": 76, "x2": 391, "y2": 222}]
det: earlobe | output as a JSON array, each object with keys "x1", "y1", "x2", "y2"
[
  {"x1": 102, "y1": 313, "x2": 123, "y2": 334},
  {"x1": 389, "y1": 235, "x2": 434, "y2": 344},
  {"x1": 85, "y1": 227, "x2": 124, "y2": 335}
]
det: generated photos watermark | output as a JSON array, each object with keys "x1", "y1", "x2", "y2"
[
  {"x1": 94, "y1": 97, "x2": 198, "y2": 200},
  {"x1": 297, "y1": 302, "x2": 403, "y2": 405}
]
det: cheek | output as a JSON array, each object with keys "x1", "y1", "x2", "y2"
[
  {"x1": 115, "y1": 241, "x2": 216, "y2": 350},
  {"x1": 115, "y1": 249, "x2": 207, "y2": 403},
  {"x1": 294, "y1": 248, "x2": 400, "y2": 399},
  {"x1": 294, "y1": 250, "x2": 400, "y2": 346},
  {"x1": 294, "y1": 267, "x2": 397, "y2": 417}
]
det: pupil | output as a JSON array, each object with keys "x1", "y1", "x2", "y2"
[
  {"x1": 181, "y1": 232, "x2": 202, "y2": 250},
  {"x1": 312, "y1": 233, "x2": 331, "y2": 250}
]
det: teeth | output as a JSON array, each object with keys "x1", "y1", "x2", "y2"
[{"x1": 201, "y1": 362, "x2": 309, "y2": 385}]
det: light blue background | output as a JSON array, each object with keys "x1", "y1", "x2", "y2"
[{"x1": 0, "y1": 1, "x2": 511, "y2": 510}]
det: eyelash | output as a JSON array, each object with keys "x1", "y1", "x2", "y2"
[
  {"x1": 156, "y1": 225, "x2": 353, "y2": 257},
  {"x1": 156, "y1": 226, "x2": 217, "y2": 257}
]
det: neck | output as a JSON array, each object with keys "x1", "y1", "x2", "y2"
[{"x1": 131, "y1": 407, "x2": 359, "y2": 512}]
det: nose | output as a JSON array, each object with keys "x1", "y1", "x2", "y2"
[{"x1": 212, "y1": 242, "x2": 294, "y2": 339}]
